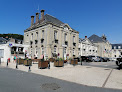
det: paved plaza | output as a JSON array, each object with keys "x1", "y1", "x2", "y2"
[{"x1": 0, "y1": 61, "x2": 122, "y2": 91}]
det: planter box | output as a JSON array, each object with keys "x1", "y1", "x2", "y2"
[
  {"x1": 38, "y1": 61, "x2": 49, "y2": 69},
  {"x1": 54, "y1": 61, "x2": 64, "y2": 67},
  {"x1": 17, "y1": 59, "x2": 24, "y2": 65},
  {"x1": 70, "y1": 60, "x2": 78, "y2": 65},
  {"x1": 24, "y1": 59, "x2": 32, "y2": 66}
]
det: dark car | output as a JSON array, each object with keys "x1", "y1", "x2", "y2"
[
  {"x1": 103, "y1": 57, "x2": 109, "y2": 62},
  {"x1": 81, "y1": 56, "x2": 91, "y2": 62}
]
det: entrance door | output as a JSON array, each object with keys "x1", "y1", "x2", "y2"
[{"x1": 64, "y1": 48, "x2": 66, "y2": 60}]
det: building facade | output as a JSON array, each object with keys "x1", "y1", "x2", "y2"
[
  {"x1": 111, "y1": 44, "x2": 122, "y2": 58},
  {"x1": 24, "y1": 10, "x2": 79, "y2": 60},
  {"x1": 89, "y1": 34, "x2": 112, "y2": 57},
  {"x1": 79, "y1": 36, "x2": 97, "y2": 56}
]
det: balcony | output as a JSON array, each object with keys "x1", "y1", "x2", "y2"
[
  {"x1": 11, "y1": 51, "x2": 24, "y2": 54},
  {"x1": 41, "y1": 38, "x2": 44, "y2": 43},
  {"x1": 73, "y1": 42, "x2": 76, "y2": 46},
  {"x1": 65, "y1": 41, "x2": 68, "y2": 46},
  {"x1": 35, "y1": 40, "x2": 38, "y2": 44},
  {"x1": 30, "y1": 41, "x2": 33, "y2": 45},
  {"x1": 55, "y1": 39, "x2": 58, "y2": 43}
]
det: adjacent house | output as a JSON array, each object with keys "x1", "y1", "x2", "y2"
[
  {"x1": 24, "y1": 10, "x2": 79, "y2": 60},
  {"x1": 0, "y1": 37, "x2": 29, "y2": 63},
  {"x1": 111, "y1": 44, "x2": 122, "y2": 58},
  {"x1": 89, "y1": 34, "x2": 112, "y2": 57},
  {"x1": 79, "y1": 36, "x2": 97, "y2": 56}
]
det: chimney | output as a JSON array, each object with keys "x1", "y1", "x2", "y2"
[
  {"x1": 36, "y1": 13, "x2": 39, "y2": 23},
  {"x1": 41, "y1": 10, "x2": 45, "y2": 21},
  {"x1": 31, "y1": 16, "x2": 34, "y2": 26},
  {"x1": 85, "y1": 36, "x2": 87, "y2": 38}
]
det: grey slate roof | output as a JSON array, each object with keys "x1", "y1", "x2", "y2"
[
  {"x1": 88, "y1": 34, "x2": 107, "y2": 43},
  {"x1": 25, "y1": 14, "x2": 78, "y2": 33},
  {"x1": 44, "y1": 14, "x2": 64, "y2": 26},
  {"x1": 0, "y1": 37, "x2": 8, "y2": 44},
  {"x1": 112, "y1": 44, "x2": 122, "y2": 49}
]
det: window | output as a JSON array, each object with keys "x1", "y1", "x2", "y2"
[
  {"x1": 73, "y1": 49, "x2": 75, "y2": 55},
  {"x1": 0, "y1": 49, "x2": 4, "y2": 58},
  {"x1": 42, "y1": 30, "x2": 44, "y2": 39},
  {"x1": 36, "y1": 32, "x2": 38, "y2": 38},
  {"x1": 64, "y1": 33, "x2": 67, "y2": 41},
  {"x1": 54, "y1": 31, "x2": 57, "y2": 40},
  {"x1": 54, "y1": 46, "x2": 57, "y2": 54},
  {"x1": 73, "y1": 36, "x2": 75, "y2": 42},
  {"x1": 42, "y1": 47, "x2": 44, "y2": 55},
  {"x1": 31, "y1": 33, "x2": 33, "y2": 40}
]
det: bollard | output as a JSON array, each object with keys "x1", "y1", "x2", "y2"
[
  {"x1": 48, "y1": 62, "x2": 50, "y2": 69},
  {"x1": 7, "y1": 60, "x2": 8, "y2": 67},
  {"x1": 28, "y1": 66, "x2": 31, "y2": 72},
  {"x1": 16, "y1": 62, "x2": 18, "y2": 69}
]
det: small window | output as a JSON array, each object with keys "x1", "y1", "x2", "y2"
[
  {"x1": 73, "y1": 36, "x2": 75, "y2": 42},
  {"x1": 42, "y1": 30, "x2": 44, "y2": 38},
  {"x1": 118, "y1": 46, "x2": 121, "y2": 49}
]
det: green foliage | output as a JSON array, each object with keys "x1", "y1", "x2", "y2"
[
  {"x1": 56, "y1": 58, "x2": 64, "y2": 61},
  {"x1": 0, "y1": 33, "x2": 23, "y2": 40}
]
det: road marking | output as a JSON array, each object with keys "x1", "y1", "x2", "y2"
[{"x1": 102, "y1": 69, "x2": 113, "y2": 88}]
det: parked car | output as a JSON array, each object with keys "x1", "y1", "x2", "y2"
[
  {"x1": 91, "y1": 56, "x2": 101, "y2": 62},
  {"x1": 109, "y1": 57, "x2": 117, "y2": 61},
  {"x1": 81, "y1": 56, "x2": 92, "y2": 62},
  {"x1": 103, "y1": 57, "x2": 109, "y2": 62}
]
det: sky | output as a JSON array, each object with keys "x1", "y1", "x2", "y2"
[{"x1": 0, "y1": 0, "x2": 122, "y2": 44}]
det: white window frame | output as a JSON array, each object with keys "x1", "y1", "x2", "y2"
[
  {"x1": 42, "y1": 47, "x2": 44, "y2": 55},
  {"x1": 54, "y1": 31, "x2": 57, "y2": 40}
]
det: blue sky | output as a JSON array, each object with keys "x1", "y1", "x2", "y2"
[{"x1": 0, "y1": 0, "x2": 122, "y2": 44}]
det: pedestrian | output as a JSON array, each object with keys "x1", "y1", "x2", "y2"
[{"x1": 13, "y1": 54, "x2": 17, "y2": 63}]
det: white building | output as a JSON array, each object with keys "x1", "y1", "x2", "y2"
[
  {"x1": 0, "y1": 43, "x2": 29, "y2": 63},
  {"x1": 79, "y1": 36, "x2": 98, "y2": 56},
  {"x1": 111, "y1": 44, "x2": 122, "y2": 58}
]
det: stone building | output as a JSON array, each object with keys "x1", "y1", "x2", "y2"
[
  {"x1": 111, "y1": 44, "x2": 122, "y2": 58},
  {"x1": 89, "y1": 34, "x2": 112, "y2": 57},
  {"x1": 79, "y1": 36, "x2": 97, "y2": 56},
  {"x1": 24, "y1": 10, "x2": 79, "y2": 60}
]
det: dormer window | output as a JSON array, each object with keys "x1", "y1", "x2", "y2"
[{"x1": 64, "y1": 26, "x2": 68, "y2": 30}]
